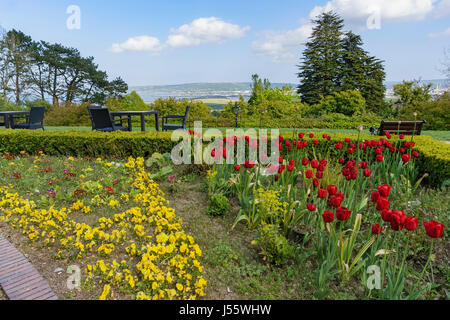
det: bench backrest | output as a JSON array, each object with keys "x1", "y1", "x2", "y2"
[{"x1": 378, "y1": 120, "x2": 426, "y2": 136}]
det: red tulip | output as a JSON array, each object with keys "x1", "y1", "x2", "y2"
[
  {"x1": 412, "y1": 151, "x2": 419, "y2": 157},
  {"x1": 318, "y1": 188, "x2": 327, "y2": 199},
  {"x1": 401, "y1": 154, "x2": 411, "y2": 163},
  {"x1": 390, "y1": 210, "x2": 406, "y2": 231},
  {"x1": 377, "y1": 184, "x2": 391, "y2": 197},
  {"x1": 404, "y1": 217, "x2": 418, "y2": 231},
  {"x1": 423, "y1": 221, "x2": 444, "y2": 238},
  {"x1": 307, "y1": 203, "x2": 316, "y2": 211},
  {"x1": 313, "y1": 178, "x2": 319, "y2": 188},
  {"x1": 376, "y1": 197, "x2": 390, "y2": 211},
  {"x1": 305, "y1": 169, "x2": 313, "y2": 179},
  {"x1": 322, "y1": 210, "x2": 334, "y2": 223},
  {"x1": 363, "y1": 169, "x2": 372, "y2": 177},
  {"x1": 327, "y1": 185, "x2": 337, "y2": 196},
  {"x1": 372, "y1": 224, "x2": 383, "y2": 235},
  {"x1": 301, "y1": 158, "x2": 309, "y2": 166},
  {"x1": 336, "y1": 207, "x2": 351, "y2": 221},
  {"x1": 380, "y1": 209, "x2": 393, "y2": 222},
  {"x1": 234, "y1": 165, "x2": 241, "y2": 172},
  {"x1": 371, "y1": 191, "x2": 380, "y2": 203},
  {"x1": 329, "y1": 195, "x2": 343, "y2": 207},
  {"x1": 311, "y1": 160, "x2": 319, "y2": 168},
  {"x1": 376, "y1": 155, "x2": 384, "y2": 162}
]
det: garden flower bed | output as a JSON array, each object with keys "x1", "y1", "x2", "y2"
[
  {"x1": 0, "y1": 154, "x2": 206, "y2": 300},
  {"x1": 0, "y1": 129, "x2": 448, "y2": 300}
]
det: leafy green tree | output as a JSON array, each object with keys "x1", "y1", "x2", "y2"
[
  {"x1": 3, "y1": 29, "x2": 33, "y2": 105},
  {"x1": 393, "y1": 80, "x2": 432, "y2": 106},
  {"x1": 319, "y1": 90, "x2": 366, "y2": 116},
  {"x1": 297, "y1": 12, "x2": 344, "y2": 105},
  {"x1": 360, "y1": 56, "x2": 385, "y2": 112}
]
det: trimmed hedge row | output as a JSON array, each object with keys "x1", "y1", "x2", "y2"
[
  {"x1": 0, "y1": 130, "x2": 176, "y2": 158},
  {"x1": 0, "y1": 129, "x2": 448, "y2": 187}
]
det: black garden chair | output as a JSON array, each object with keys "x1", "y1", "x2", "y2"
[
  {"x1": 12, "y1": 106, "x2": 45, "y2": 130},
  {"x1": 89, "y1": 108, "x2": 131, "y2": 132},
  {"x1": 87, "y1": 106, "x2": 104, "y2": 130},
  {"x1": 162, "y1": 105, "x2": 190, "y2": 131}
]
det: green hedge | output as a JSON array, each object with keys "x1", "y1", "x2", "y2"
[
  {"x1": 0, "y1": 129, "x2": 448, "y2": 187},
  {"x1": 0, "y1": 130, "x2": 176, "y2": 158}
]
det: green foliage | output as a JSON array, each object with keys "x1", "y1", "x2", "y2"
[
  {"x1": 0, "y1": 130, "x2": 176, "y2": 158},
  {"x1": 105, "y1": 91, "x2": 148, "y2": 112},
  {"x1": 399, "y1": 92, "x2": 450, "y2": 130},
  {"x1": 144, "y1": 152, "x2": 173, "y2": 180},
  {"x1": 44, "y1": 102, "x2": 92, "y2": 126},
  {"x1": 151, "y1": 97, "x2": 212, "y2": 126},
  {"x1": 316, "y1": 90, "x2": 366, "y2": 116},
  {"x1": 297, "y1": 12, "x2": 385, "y2": 110},
  {"x1": 207, "y1": 193, "x2": 230, "y2": 217},
  {"x1": 254, "y1": 223, "x2": 293, "y2": 266},
  {"x1": 393, "y1": 80, "x2": 432, "y2": 106}
]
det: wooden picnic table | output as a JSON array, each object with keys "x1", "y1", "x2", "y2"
[
  {"x1": 0, "y1": 111, "x2": 30, "y2": 129},
  {"x1": 110, "y1": 110, "x2": 159, "y2": 132}
]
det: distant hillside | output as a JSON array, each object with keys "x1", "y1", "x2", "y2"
[
  {"x1": 130, "y1": 80, "x2": 448, "y2": 102},
  {"x1": 129, "y1": 82, "x2": 296, "y2": 102}
]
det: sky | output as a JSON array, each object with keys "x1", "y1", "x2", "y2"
[{"x1": 0, "y1": 0, "x2": 449, "y2": 86}]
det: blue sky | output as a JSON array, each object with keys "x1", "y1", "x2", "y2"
[{"x1": 0, "y1": 0, "x2": 449, "y2": 86}]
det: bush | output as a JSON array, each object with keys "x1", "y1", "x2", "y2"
[
  {"x1": 399, "y1": 93, "x2": 450, "y2": 130},
  {"x1": 44, "y1": 102, "x2": 92, "y2": 126},
  {"x1": 254, "y1": 223, "x2": 293, "y2": 266},
  {"x1": 207, "y1": 193, "x2": 230, "y2": 217},
  {"x1": 314, "y1": 90, "x2": 366, "y2": 116}
]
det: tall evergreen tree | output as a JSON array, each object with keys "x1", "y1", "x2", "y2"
[
  {"x1": 297, "y1": 12, "x2": 385, "y2": 111},
  {"x1": 340, "y1": 31, "x2": 385, "y2": 111},
  {"x1": 297, "y1": 12, "x2": 344, "y2": 105}
]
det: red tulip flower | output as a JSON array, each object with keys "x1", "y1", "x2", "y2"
[
  {"x1": 234, "y1": 165, "x2": 241, "y2": 172},
  {"x1": 377, "y1": 184, "x2": 391, "y2": 197},
  {"x1": 423, "y1": 221, "x2": 444, "y2": 238},
  {"x1": 307, "y1": 203, "x2": 316, "y2": 211},
  {"x1": 318, "y1": 188, "x2": 327, "y2": 199},
  {"x1": 301, "y1": 158, "x2": 309, "y2": 166},
  {"x1": 404, "y1": 217, "x2": 418, "y2": 231},
  {"x1": 390, "y1": 210, "x2": 406, "y2": 231},
  {"x1": 305, "y1": 169, "x2": 313, "y2": 179},
  {"x1": 336, "y1": 207, "x2": 351, "y2": 221},
  {"x1": 376, "y1": 155, "x2": 384, "y2": 162},
  {"x1": 401, "y1": 154, "x2": 411, "y2": 163},
  {"x1": 376, "y1": 197, "x2": 390, "y2": 211},
  {"x1": 322, "y1": 210, "x2": 334, "y2": 223},
  {"x1": 327, "y1": 185, "x2": 337, "y2": 196},
  {"x1": 363, "y1": 169, "x2": 372, "y2": 177},
  {"x1": 372, "y1": 224, "x2": 383, "y2": 235}
]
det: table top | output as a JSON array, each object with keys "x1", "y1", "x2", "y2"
[
  {"x1": 0, "y1": 111, "x2": 30, "y2": 115},
  {"x1": 110, "y1": 110, "x2": 158, "y2": 115}
]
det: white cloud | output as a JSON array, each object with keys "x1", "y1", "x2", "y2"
[
  {"x1": 309, "y1": 0, "x2": 437, "y2": 24},
  {"x1": 166, "y1": 17, "x2": 249, "y2": 48},
  {"x1": 428, "y1": 26, "x2": 450, "y2": 37},
  {"x1": 433, "y1": 0, "x2": 450, "y2": 18},
  {"x1": 251, "y1": 24, "x2": 313, "y2": 63},
  {"x1": 252, "y1": 0, "x2": 450, "y2": 63},
  {"x1": 110, "y1": 35, "x2": 163, "y2": 53}
]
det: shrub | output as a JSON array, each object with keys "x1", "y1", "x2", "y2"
[
  {"x1": 317, "y1": 90, "x2": 366, "y2": 116},
  {"x1": 254, "y1": 223, "x2": 293, "y2": 266},
  {"x1": 399, "y1": 92, "x2": 450, "y2": 130},
  {"x1": 207, "y1": 193, "x2": 230, "y2": 217},
  {"x1": 44, "y1": 102, "x2": 92, "y2": 126}
]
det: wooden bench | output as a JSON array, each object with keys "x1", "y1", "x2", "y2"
[{"x1": 375, "y1": 120, "x2": 426, "y2": 136}]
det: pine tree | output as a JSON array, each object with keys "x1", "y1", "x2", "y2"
[
  {"x1": 361, "y1": 56, "x2": 385, "y2": 111},
  {"x1": 297, "y1": 12, "x2": 344, "y2": 105},
  {"x1": 340, "y1": 31, "x2": 385, "y2": 111}
]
